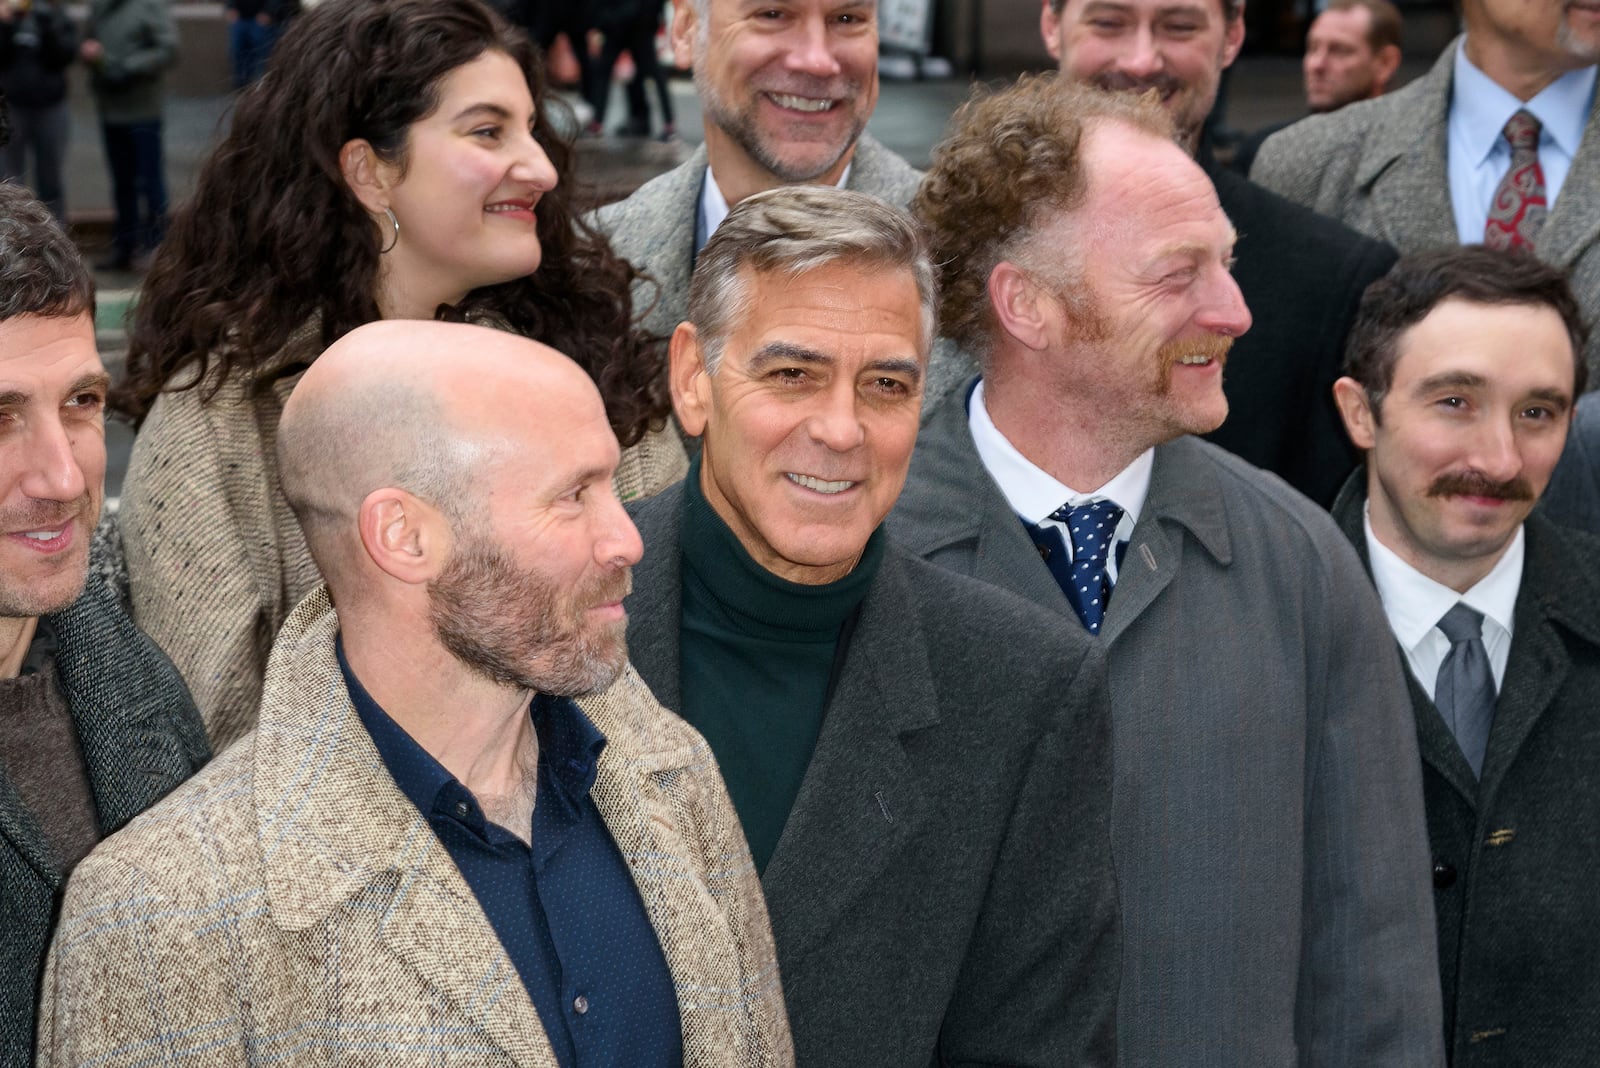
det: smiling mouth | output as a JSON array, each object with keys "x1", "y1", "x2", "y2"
[
  {"x1": 787, "y1": 473, "x2": 856, "y2": 494},
  {"x1": 767, "y1": 92, "x2": 838, "y2": 113},
  {"x1": 485, "y1": 201, "x2": 536, "y2": 214}
]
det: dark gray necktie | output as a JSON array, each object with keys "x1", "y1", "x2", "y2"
[{"x1": 1434, "y1": 603, "x2": 1497, "y2": 778}]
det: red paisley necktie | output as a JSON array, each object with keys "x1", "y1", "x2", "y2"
[{"x1": 1484, "y1": 109, "x2": 1548, "y2": 250}]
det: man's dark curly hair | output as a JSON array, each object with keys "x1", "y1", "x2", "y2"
[{"x1": 118, "y1": 0, "x2": 668, "y2": 446}]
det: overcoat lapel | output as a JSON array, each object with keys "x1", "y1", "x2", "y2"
[
  {"x1": 1357, "y1": 43, "x2": 1459, "y2": 250},
  {"x1": 1542, "y1": 92, "x2": 1600, "y2": 270},
  {"x1": 761, "y1": 553, "x2": 938, "y2": 962},
  {"x1": 0, "y1": 770, "x2": 55, "y2": 886},
  {"x1": 257, "y1": 591, "x2": 557, "y2": 1068},
  {"x1": 626, "y1": 484, "x2": 688, "y2": 709}
]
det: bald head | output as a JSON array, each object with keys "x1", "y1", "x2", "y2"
[{"x1": 278, "y1": 320, "x2": 602, "y2": 588}]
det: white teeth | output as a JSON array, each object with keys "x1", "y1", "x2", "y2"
[
  {"x1": 770, "y1": 93, "x2": 835, "y2": 112},
  {"x1": 787, "y1": 473, "x2": 854, "y2": 494},
  {"x1": 485, "y1": 204, "x2": 527, "y2": 213},
  {"x1": 1176, "y1": 355, "x2": 1212, "y2": 365},
  {"x1": 21, "y1": 529, "x2": 62, "y2": 541}
]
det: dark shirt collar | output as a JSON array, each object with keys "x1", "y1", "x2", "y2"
[
  {"x1": 336, "y1": 637, "x2": 607, "y2": 832},
  {"x1": 21, "y1": 614, "x2": 58, "y2": 677}
]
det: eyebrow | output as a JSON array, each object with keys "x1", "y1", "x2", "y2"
[
  {"x1": 748, "y1": 343, "x2": 924, "y2": 383},
  {"x1": 1412, "y1": 370, "x2": 1488, "y2": 393},
  {"x1": 0, "y1": 372, "x2": 109, "y2": 410},
  {"x1": 450, "y1": 102, "x2": 516, "y2": 124}
]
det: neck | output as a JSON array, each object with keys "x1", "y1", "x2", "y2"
[
  {"x1": 340, "y1": 611, "x2": 535, "y2": 808},
  {"x1": 983, "y1": 366, "x2": 1155, "y2": 491},
  {"x1": 702, "y1": 127, "x2": 856, "y2": 209},
  {"x1": 0, "y1": 617, "x2": 37, "y2": 679},
  {"x1": 1464, "y1": 31, "x2": 1576, "y2": 101},
  {"x1": 375, "y1": 259, "x2": 468, "y2": 322}
]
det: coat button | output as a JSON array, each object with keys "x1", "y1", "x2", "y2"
[
  {"x1": 1433, "y1": 861, "x2": 1457, "y2": 889},
  {"x1": 573, "y1": 995, "x2": 589, "y2": 1015}
]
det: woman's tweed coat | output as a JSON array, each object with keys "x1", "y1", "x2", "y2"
[
  {"x1": 119, "y1": 322, "x2": 687, "y2": 749},
  {"x1": 37, "y1": 588, "x2": 792, "y2": 1068}
]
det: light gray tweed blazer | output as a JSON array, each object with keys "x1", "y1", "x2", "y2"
[
  {"x1": 1252, "y1": 37, "x2": 1600, "y2": 376},
  {"x1": 589, "y1": 134, "x2": 924, "y2": 344},
  {"x1": 37, "y1": 588, "x2": 793, "y2": 1068},
  {"x1": 889, "y1": 384, "x2": 1446, "y2": 1068}
]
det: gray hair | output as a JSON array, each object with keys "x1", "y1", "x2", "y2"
[
  {"x1": 687, "y1": 185, "x2": 937, "y2": 373},
  {"x1": 0, "y1": 183, "x2": 93, "y2": 321}
]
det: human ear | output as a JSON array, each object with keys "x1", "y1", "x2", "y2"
[
  {"x1": 989, "y1": 262, "x2": 1053, "y2": 352},
  {"x1": 669, "y1": 321, "x2": 711, "y2": 437},
  {"x1": 338, "y1": 138, "x2": 394, "y2": 216},
  {"x1": 357, "y1": 489, "x2": 445, "y2": 585},
  {"x1": 1332, "y1": 376, "x2": 1377, "y2": 450}
]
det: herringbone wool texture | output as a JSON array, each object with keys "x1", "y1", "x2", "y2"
[
  {"x1": 120, "y1": 321, "x2": 687, "y2": 752},
  {"x1": 37, "y1": 587, "x2": 791, "y2": 1068}
]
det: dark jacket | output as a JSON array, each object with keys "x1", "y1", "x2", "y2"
[
  {"x1": 0, "y1": 3, "x2": 77, "y2": 108},
  {"x1": 1540, "y1": 391, "x2": 1600, "y2": 537},
  {"x1": 625, "y1": 483, "x2": 1121, "y2": 1067},
  {"x1": 0, "y1": 574, "x2": 208, "y2": 1068},
  {"x1": 83, "y1": 0, "x2": 176, "y2": 123},
  {"x1": 1334, "y1": 473, "x2": 1600, "y2": 1064},
  {"x1": 1199, "y1": 152, "x2": 1398, "y2": 507}
]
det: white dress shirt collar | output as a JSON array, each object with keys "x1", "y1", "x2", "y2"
[
  {"x1": 1364, "y1": 503, "x2": 1523, "y2": 697},
  {"x1": 967, "y1": 378, "x2": 1154, "y2": 525},
  {"x1": 697, "y1": 162, "x2": 855, "y2": 254},
  {"x1": 1451, "y1": 47, "x2": 1595, "y2": 168}
]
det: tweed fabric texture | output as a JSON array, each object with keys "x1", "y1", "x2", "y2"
[
  {"x1": 1252, "y1": 37, "x2": 1600, "y2": 379},
  {"x1": 120, "y1": 319, "x2": 687, "y2": 750},
  {"x1": 38, "y1": 587, "x2": 792, "y2": 1068},
  {"x1": 1, "y1": 572, "x2": 207, "y2": 1068}
]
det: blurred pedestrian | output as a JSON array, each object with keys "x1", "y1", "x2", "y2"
[
  {"x1": 0, "y1": 0, "x2": 76, "y2": 220},
  {"x1": 588, "y1": 0, "x2": 674, "y2": 140},
  {"x1": 223, "y1": 0, "x2": 296, "y2": 89},
  {"x1": 115, "y1": 0, "x2": 681, "y2": 749},
  {"x1": 79, "y1": 0, "x2": 176, "y2": 271}
]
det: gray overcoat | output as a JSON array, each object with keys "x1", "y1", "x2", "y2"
[{"x1": 889, "y1": 384, "x2": 1446, "y2": 1067}]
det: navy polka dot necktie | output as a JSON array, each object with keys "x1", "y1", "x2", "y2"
[{"x1": 1048, "y1": 498, "x2": 1125, "y2": 634}]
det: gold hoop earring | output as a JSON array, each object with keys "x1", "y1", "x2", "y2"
[{"x1": 379, "y1": 207, "x2": 400, "y2": 254}]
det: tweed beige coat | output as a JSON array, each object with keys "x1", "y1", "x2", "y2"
[
  {"x1": 36, "y1": 587, "x2": 791, "y2": 1068},
  {"x1": 119, "y1": 322, "x2": 687, "y2": 750}
]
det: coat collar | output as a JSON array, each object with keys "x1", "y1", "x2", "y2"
[
  {"x1": 1353, "y1": 39, "x2": 1461, "y2": 250},
  {"x1": 1332, "y1": 470, "x2": 1600, "y2": 806},
  {"x1": 253, "y1": 586, "x2": 761, "y2": 1067},
  {"x1": 625, "y1": 481, "x2": 942, "y2": 962},
  {"x1": 894, "y1": 381, "x2": 1234, "y2": 644}
]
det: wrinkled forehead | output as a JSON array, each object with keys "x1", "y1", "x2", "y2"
[{"x1": 0, "y1": 313, "x2": 103, "y2": 390}]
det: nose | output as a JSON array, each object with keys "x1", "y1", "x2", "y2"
[
  {"x1": 1472, "y1": 415, "x2": 1525, "y2": 483},
  {"x1": 1197, "y1": 269, "x2": 1252, "y2": 339},
  {"x1": 512, "y1": 132, "x2": 559, "y2": 193},
  {"x1": 596, "y1": 491, "x2": 644, "y2": 569},
  {"x1": 784, "y1": 15, "x2": 843, "y2": 78},
  {"x1": 18, "y1": 416, "x2": 89, "y2": 505},
  {"x1": 806, "y1": 382, "x2": 867, "y2": 452},
  {"x1": 1305, "y1": 45, "x2": 1326, "y2": 75},
  {"x1": 1118, "y1": 26, "x2": 1166, "y2": 80}
]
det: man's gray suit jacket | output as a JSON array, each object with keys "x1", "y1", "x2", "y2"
[
  {"x1": 1542, "y1": 391, "x2": 1600, "y2": 536},
  {"x1": 624, "y1": 483, "x2": 1121, "y2": 1068},
  {"x1": 1333, "y1": 475, "x2": 1600, "y2": 1063},
  {"x1": 590, "y1": 135, "x2": 924, "y2": 344},
  {"x1": 889, "y1": 384, "x2": 1445, "y2": 1067},
  {"x1": 1252, "y1": 37, "x2": 1600, "y2": 377}
]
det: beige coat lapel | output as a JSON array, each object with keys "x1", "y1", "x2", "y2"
[
  {"x1": 580, "y1": 666, "x2": 793, "y2": 1068},
  {"x1": 256, "y1": 588, "x2": 559, "y2": 1068}
]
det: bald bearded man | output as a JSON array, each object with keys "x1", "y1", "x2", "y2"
[{"x1": 37, "y1": 322, "x2": 793, "y2": 1068}]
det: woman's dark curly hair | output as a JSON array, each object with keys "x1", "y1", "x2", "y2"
[{"x1": 118, "y1": 0, "x2": 668, "y2": 446}]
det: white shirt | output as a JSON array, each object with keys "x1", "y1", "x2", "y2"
[
  {"x1": 1448, "y1": 46, "x2": 1597, "y2": 245},
  {"x1": 1364, "y1": 503, "x2": 1521, "y2": 700},
  {"x1": 696, "y1": 163, "x2": 854, "y2": 254},
  {"x1": 967, "y1": 379, "x2": 1153, "y2": 582}
]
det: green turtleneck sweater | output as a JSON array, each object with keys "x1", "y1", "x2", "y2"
[{"x1": 678, "y1": 460, "x2": 884, "y2": 874}]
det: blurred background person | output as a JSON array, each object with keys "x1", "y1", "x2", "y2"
[
  {"x1": 222, "y1": 0, "x2": 297, "y2": 90},
  {"x1": 587, "y1": 0, "x2": 675, "y2": 141},
  {"x1": 0, "y1": 0, "x2": 77, "y2": 220},
  {"x1": 79, "y1": 0, "x2": 175, "y2": 272},
  {"x1": 1234, "y1": 0, "x2": 1402, "y2": 174},
  {"x1": 113, "y1": 0, "x2": 682, "y2": 751}
]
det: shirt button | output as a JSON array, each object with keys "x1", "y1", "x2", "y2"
[
  {"x1": 573, "y1": 995, "x2": 589, "y2": 1015},
  {"x1": 454, "y1": 801, "x2": 470, "y2": 819}
]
